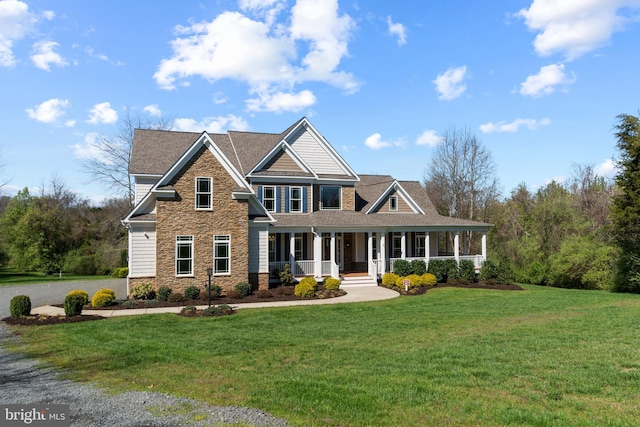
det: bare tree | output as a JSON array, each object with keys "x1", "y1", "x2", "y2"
[
  {"x1": 423, "y1": 127, "x2": 500, "y2": 253},
  {"x1": 81, "y1": 108, "x2": 173, "y2": 205}
]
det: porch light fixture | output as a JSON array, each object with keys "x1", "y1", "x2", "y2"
[{"x1": 206, "y1": 267, "x2": 213, "y2": 308}]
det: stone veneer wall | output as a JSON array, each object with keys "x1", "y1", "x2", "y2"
[
  {"x1": 342, "y1": 186, "x2": 355, "y2": 211},
  {"x1": 155, "y1": 146, "x2": 250, "y2": 293}
]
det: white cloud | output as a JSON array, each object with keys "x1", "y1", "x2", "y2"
[
  {"x1": 516, "y1": 0, "x2": 640, "y2": 60},
  {"x1": 364, "y1": 133, "x2": 403, "y2": 150},
  {"x1": 71, "y1": 132, "x2": 105, "y2": 161},
  {"x1": 387, "y1": 16, "x2": 407, "y2": 46},
  {"x1": 26, "y1": 98, "x2": 69, "y2": 123},
  {"x1": 86, "y1": 47, "x2": 109, "y2": 61},
  {"x1": 479, "y1": 118, "x2": 551, "y2": 133},
  {"x1": 246, "y1": 89, "x2": 316, "y2": 113},
  {"x1": 173, "y1": 114, "x2": 250, "y2": 133},
  {"x1": 0, "y1": 0, "x2": 37, "y2": 66},
  {"x1": 87, "y1": 102, "x2": 118, "y2": 124},
  {"x1": 416, "y1": 130, "x2": 441, "y2": 147},
  {"x1": 143, "y1": 104, "x2": 162, "y2": 117},
  {"x1": 595, "y1": 158, "x2": 618, "y2": 178},
  {"x1": 520, "y1": 63, "x2": 575, "y2": 97},
  {"x1": 31, "y1": 40, "x2": 67, "y2": 71},
  {"x1": 433, "y1": 66, "x2": 468, "y2": 101},
  {"x1": 154, "y1": 0, "x2": 358, "y2": 112}
]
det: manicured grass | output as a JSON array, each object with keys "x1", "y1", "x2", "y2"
[
  {"x1": 8, "y1": 285, "x2": 640, "y2": 426},
  {"x1": 0, "y1": 267, "x2": 112, "y2": 286}
]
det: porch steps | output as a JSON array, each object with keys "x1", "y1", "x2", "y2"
[{"x1": 339, "y1": 275, "x2": 378, "y2": 288}]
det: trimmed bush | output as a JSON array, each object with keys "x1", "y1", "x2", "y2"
[
  {"x1": 181, "y1": 306, "x2": 197, "y2": 314},
  {"x1": 111, "y1": 267, "x2": 129, "y2": 278},
  {"x1": 157, "y1": 286, "x2": 172, "y2": 302},
  {"x1": 131, "y1": 282, "x2": 156, "y2": 300},
  {"x1": 393, "y1": 259, "x2": 412, "y2": 277},
  {"x1": 294, "y1": 281, "x2": 316, "y2": 298},
  {"x1": 395, "y1": 274, "x2": 422, "y2": 289},
  {"x1": 184, "y1": 286, "x2": 200, "y2": 300},
  {"x1": 444, "y1": 259, "x2": 460, "y2": 283},
  {"x1": 64, "y1": 294, "x2": 85, "y2": 316},
  {"x1": 256, "y1": 289, "x2": 272, "y2": 298},
  {"x1": 235, "y1": 282, "x2": 252, "y2": 297},
  {"x1": 10, "y1": 295, "x2": 31, "y2": 317},
  {"x1": 421, "y1": 273, "x2": 437, "y2": 286},
  {"x1": 459, "y1": 259, "x2": 476, "y2": 282},
  {"x1": 411, "y1": 259, "x2": 427, "y2": 276},
  {"x1": 427, "y1": 259, "x2": 447, "y2": 283},
  {"x1": 382, "y1": 272, "x2": 399, "y2": 287},
  {"x1": 226, "y1": 289, "x2": 242, "y2": 299},
  {"x1": 204, "y1": 284, "x2": 222, "y2": 298},
  {"x1": 324, "y1": 277, "x2": 341, "y2": 290},
  {"x1": 479, "y1": 260, "x2": 499, "y2": 281},
  {"x1": 66, "y1": 290, "x2": 89, "y2": 306},
  {"x1": 91, "y1": 290, "x2": 115, "y2": 308},
  {"x1": 168, "y1": 292, "x2": 185, "y2": 303},
  {"x1": 202, "y1": 304, "x2": 234, "y2": 316}
]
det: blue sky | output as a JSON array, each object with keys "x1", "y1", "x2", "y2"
[{"x1": 1, "y1": 0, "x2": 639, "y2": 204}]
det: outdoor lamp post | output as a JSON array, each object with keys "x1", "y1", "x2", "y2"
[{"x1": 206, "y1": 267, "x2": 213, "y2": 308}]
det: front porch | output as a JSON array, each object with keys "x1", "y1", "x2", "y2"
[{"x1": 268, "y1": 229, "x2": 487, "y2": 281}]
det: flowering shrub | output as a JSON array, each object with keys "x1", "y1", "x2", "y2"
[
  {"x1": 295, "y1": 277, "x2": 318, "y2": 298},
  {"x1": 324, "y1": 277, "x2": 341, "y2": 290},
  {"x1": 66, "y1": 290, "x2": 89, "y2": 306},
  {"x1": 382, "y1": 272, "x2": 399, "y2": 287},
  {"x1": 131, "y1": 282, "x2": 156, "y2": 300},
  {"x1": 91, "y1": 289, "x2": 115, "y2": 307}
]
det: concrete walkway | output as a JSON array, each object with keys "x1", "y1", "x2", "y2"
[{"x1": 31, "y1": 285, "x2": 399, "y2": 317}]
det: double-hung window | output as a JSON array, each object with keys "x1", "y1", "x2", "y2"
[
  {"x1": 415, "y1": 233, "x2": 426, "y2": 257},
  {"x1": 214, "y1": 235, "x2": 231, "y2": 275},
  {"x1": 176, "y1": 236, "x2": 194, "y2": 276},
  {"x1": 290, "y1": 187, "x2": 303, "y2": 213},
  {"x1": 195, "y1": 177, "x2": 212, "y2": 210},
  {"x1": 392, "y1": 233, "x2": 402, "y2": 259},
  {"x1": 389, "y1": 195, "x2": 398, "y2": 211},
  {"x1": 320, "y1": 186, "x2": 341, "y2": 210},
  {"x1": 263, "y1": 186, "x2": 276, "y2": 212}
]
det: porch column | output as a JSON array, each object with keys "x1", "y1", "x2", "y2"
[
  {"x1": 380, "y1": 232, "x2": 386, "y2": 275},
  {"x1": 454, "y1": 231, "x2": 460, "y2": 264},
  {"x1": 481, "y1": 231, "x2": 487, "y2": 262},
  {"x1": 314, "y1": 231, "x2": 322, "y2": 278},
  {"x1": 367, "y1": 231, "x2": 373, "y2": 277},
  {"x1": 290, "y1": 233, "x2": 296, "y2": 276},
  {"x1": 425, "y1": 232, "x2": 430, "y2": 264},
  {"x1": 401, "y1": 231, "x2": 406, "y2": 259},
  {"x1": 330, "y1": 232, "x2": 338, "y2": 278}
]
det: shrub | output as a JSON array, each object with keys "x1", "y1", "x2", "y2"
[
  {"x1": 181, "y1": 306, "x2": 197, "y2": 314},
  {"x1": 184, "y1": 286, "x2": 200, "y2": 300},
  {"x1": 294, "y1": 281, "x2": 316, "y2": 298},
  {"x1": 157, "y1": 286, "x2": 172, "y2": 301},
  {"x1": 273, "y1": 286, "x2": 294, "y2": 296},
  {"x1": 204, "y1": 285, "x2": 222, "y2": 298},
  {"x1": 64, "y1": 294, "x2": 85, "y2": 316},
  {"x1": 256, "y1": 289, "x2": 272, "y2": 298},
  {"x1": 459, "y1": 259, "x2": 476, "y2": 282},
  {"x1": 131, "y1": 282, "x2": 156, "y2": 300},
  {"x1": 168, "y1": 292, "x2": 185, "y2": 303},
  {"x1": 393, "y1": 259, "x2": 412, "y2": 277},
  {"x1": 382, "y1": 272, "x2": 399, "y2": 287},
  {"x1": 10, "y1": 295, "x2": 31, "y2": 317},
  {"x1": 91, "y1": 290, "x2": 115, "y2": 307},
  {"x1": 324, "y1": 277, "x2": 341, "y2": 290},
  {"x1": 111, "y1": 267, "x2": 129, "y2": 278},
  {"x1": 479, "y1": 260, "x2": 499, "y2": 281},
  {"x1": 226, "y1": 289, "x2": 242, "y2": 299},
  {"x1": 395, "y1": 274, "x2": 421, "y2": 289},
  {"x1": 411, "y1": 259, "x2": 427, "y2": 276},
  {"x1": 421, "y1": 273, "x2": 437, "y2": 286},
  {"x1": 202, "y1": 304, "x2": 234, "y2": 317},
  {"x1": 279, "y1": 264, "x2": 294, "y2": 286},
  {"x1": 66, "y1": 290, "x2": 89, "y2": 306},
  {"x1": 235, "y1": 282, "x2": 252, "y2": 297},
  {"x1": 444, "y1": 259, "x2": 460, "y2": 282},
  {"x1": 427, "y1": 259, "x2": 447, "y2": 283}
]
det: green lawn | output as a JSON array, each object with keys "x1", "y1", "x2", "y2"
[
  {"x1": 0, "y1": 267, "x2": 112, "y2": 286},
  {"x1": 8, "y1": 285, "x2": 640, "y2": 426}
]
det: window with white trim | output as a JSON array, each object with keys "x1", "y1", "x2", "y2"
[
  {"x1": 214, "y1": 235, "x2": 231, "y2": 274},
  {"x1": 176, "y1": 235, "x2": 194, "y2": 276},
  {"x1": 415, "y1": 232, "x2": 426, "y2": 257},
  {"x1": 290, "y1": 187, "x2": 303, "y2": 213},
  {"x1": 263, "y1": 186, "x2": 276, "y2": 212},
  {"x1": 392, "y1": 232, "x2": 402, "y2": 258},
  {"x1": 389, "y1": 195, "x2": 398, "y2": 211},
  {"x1": 195, "y1": 177, "x2": 212, "y2": 210},
  {"x1": 320, "y1": 186, "x2": 341, "y2": 210},
  {"x1": 294, "y1": 233, "x2": 303, "y2": 260}
]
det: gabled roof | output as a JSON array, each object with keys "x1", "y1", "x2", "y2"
[{"x1": 364, "y1": 180, "x2": 425, "y2": 215}]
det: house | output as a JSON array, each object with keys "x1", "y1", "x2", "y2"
[{"x1": 123, "y1": 118, "x2": 491, "y2": 293}]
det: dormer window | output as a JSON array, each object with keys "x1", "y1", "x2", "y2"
[
  {"x1": 389, "y1": 195, "x2": 398, "y2": 211},
  {"x1": 320, "y1": 186, "x2": 341, "y2": 210},
  {"x1": 195, "y1": 177, "x2": 212, "y2": 210}
]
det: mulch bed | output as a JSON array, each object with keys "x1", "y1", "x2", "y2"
[{"x1": 3, "y1": 282, "x2": 521, "y2": 327}]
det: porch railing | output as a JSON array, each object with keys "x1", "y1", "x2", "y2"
[{"x1": 269, "y1": 260, "x2": 335, "y2": 277}]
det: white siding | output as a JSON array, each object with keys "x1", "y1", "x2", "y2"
[
  {"x1": 289, "y1": 129, "x2": 345, "y2": 175},
  {"x1": 129, "y1": 225, "x2": 156, "y2": 277},
  {"x1": 249, "y1": 224, "x2": 269, "y2": 273},
  {"x1": 134, "y1": 177, "x2": 159, "y2": 205}
]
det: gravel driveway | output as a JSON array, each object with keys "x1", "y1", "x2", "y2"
[{"x1": 0, "y1": 280, "x2": 287, "y2": 426}]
